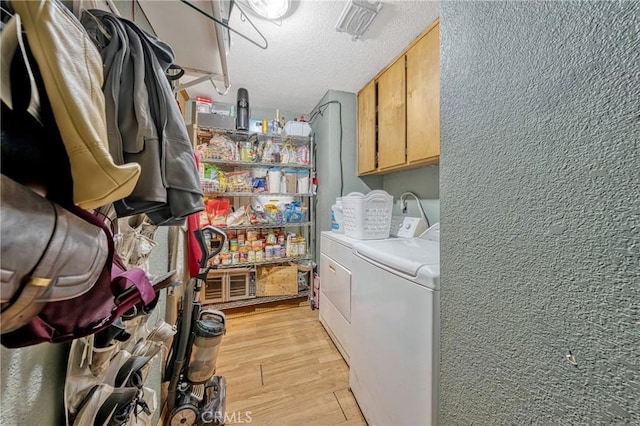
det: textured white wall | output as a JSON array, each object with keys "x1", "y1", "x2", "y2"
[
  {"x1": 383, "y1": 166, "x2": 440, "y2": 225},
  {"x1": 440, "y1": 1, "x2": 639, "y2": 424}
]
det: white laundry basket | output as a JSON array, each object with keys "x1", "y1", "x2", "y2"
[{"x1": 342, "y1": 190, "x2": 394, "y2": 239}]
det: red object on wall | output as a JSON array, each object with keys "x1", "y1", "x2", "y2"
[{"x1": 187, "y1": 156, "x2": 203, "y2": 278}]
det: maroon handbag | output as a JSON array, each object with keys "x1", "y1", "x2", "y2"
[{"x1": 1, "y1": 181, "x2": 157, "y2": 348}]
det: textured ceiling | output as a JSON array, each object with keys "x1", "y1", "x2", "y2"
[{"x1": 181, "y1": 0, "x2": 440, "y2": 113}]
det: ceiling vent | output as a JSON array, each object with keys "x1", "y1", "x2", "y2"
[{"x1": 335, "y1": 1, "x2": 383, "y2": 41}]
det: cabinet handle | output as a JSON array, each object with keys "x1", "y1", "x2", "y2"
[{"x1": 328, "y1": 265, "x2": 336, "y2": 273}]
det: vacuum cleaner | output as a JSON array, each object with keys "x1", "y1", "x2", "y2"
[{"x1": 165, "y1": 226, "x2": 228, "y2": 425}]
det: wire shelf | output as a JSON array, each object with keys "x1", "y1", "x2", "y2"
[
  {"x1": 200, "y1": 159, "x2": 312, "y2": 170},
  {"x1": 204, "y1": 191, "x2": 313, "y2": 197},
  {"x1": 218, "y1": 222, "x2": 312, "y2": 231},
  {"x1": 203, "y1": 289, "x2": 309, "y2": 310},
  {"x1": 210, "y1": 256, "x2": 312, "y2": 269},
  {"x1": 196, "y1": 126, "x2": 311, "y2": 145}
]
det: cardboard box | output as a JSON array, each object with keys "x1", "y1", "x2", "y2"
[
  {"x1": 256, "y1": 265, "x2": 298, "y2": 296},
  {"x1": 197, "y1": 112, "x2": 235, "y2": 130}
]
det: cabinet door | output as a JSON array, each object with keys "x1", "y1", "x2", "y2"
[
  {"x1": 406, "y1": 23, "x2": 440, "y2": 164},
  {"x1": 377, "y1": 56, "x2": 406, "y2": 170},
  {"x1": 357, "y1": 80, "x2": 377, "y2": 175}
]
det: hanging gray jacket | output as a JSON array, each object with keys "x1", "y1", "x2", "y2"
[{"x1": 82, "y1": 10, "x2": 203, "y2": 225}]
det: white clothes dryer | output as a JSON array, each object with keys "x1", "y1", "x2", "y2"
[{"x1": 349, "y1": 225, "x2": 440, "y2": 426}]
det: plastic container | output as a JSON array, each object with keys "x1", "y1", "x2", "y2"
[
  {"x1": 284, "y1": 169, "x2": 297, "y2": 193},
  {"x1": 283, "y1": 121, "x2": 312, "y2": 137},
  {"x1": 187, "y1": 310, "x2": 225, "y2": 383},
  {"x1": 297, "y1": 170, "x2": 310, "y2": 194},
  {"x1": 331, "y1": 198, "x2": 344, "y2": 234},
  {"x1": 267, "y1": 168, "x2": 282, "y2": 193},
  {"x1": 297, "y1": 237, "x2": 306, "y2": 256},
  {"x1": 236, "y1": 88, "x2": 249, "y2": 131},
  {"x1": 342, "y1": 190, "x2": 393, "y2": 239},
  {"x1": 239, "y1": 140, "x2": 254, "y2": 161}
]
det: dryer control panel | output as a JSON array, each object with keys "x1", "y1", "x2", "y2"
[{"x1": 389, "y1": 216, "x2": 428, "y2": 238}]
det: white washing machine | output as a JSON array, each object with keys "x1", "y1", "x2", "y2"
[{"x1": 349, "y1": 226, "x2": 440, "y2": 426}]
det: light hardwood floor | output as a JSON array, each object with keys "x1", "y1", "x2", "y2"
[{"x1": 216, "y1": 303, "x2": 367, "y2": 426}]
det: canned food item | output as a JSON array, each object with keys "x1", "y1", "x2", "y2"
[
  {"x1": 220, "y1": 253, "x2": 232, "y2": 265},
  {"x1": 239, "y1": 251, "x2": 247, "y2": 263},
  {"x1": 252, "y1": 240, "x2": 263, "y2": 251},
  {"x1": 231, "y1": 252, "x2": 240, "y2": 264},
  {"x1": 267, "y1": 230, "x2": 276, "y2": 245},
  {"x1": 229, "y1": 239, "x2": 238, "y2": 251},
  {"x1": 265, "y1": 245, "x2": 273, "y2": 260},
  {"x1": 240, "y1": 141, "x2": 254, "y2": 161},
  {"x1": 280, "y1": 245, "x2": 286, "y2": 258},
  {"x1": 255, "y1": 250, "x2": 264, "y2": 262},
  {"x1": 248, "y1": 250, "x2": 256, "y2": 263},
  {"x1": 237, "y1": 234, "x2": 246, "y2": 245},
  {"x1": 277, "y1": 232, "x2": 285, "y2": 245},
  {"x1": 286, "y1": 234, "x2": 294, "y2": 257},
  {"x1": 247, "y1": 230, "x2": 258, "y2": 241},
  {"x1": 298, "y1": 238, "x2": 306, "y2": 256}
]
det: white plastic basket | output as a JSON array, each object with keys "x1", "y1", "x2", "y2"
[{"x1": 342, "y1": 190, "x2": 394, "y2": 240}]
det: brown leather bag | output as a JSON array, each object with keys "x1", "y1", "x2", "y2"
[{"x1": 0, "y1": 174, "x2": 109, "y2": 333}]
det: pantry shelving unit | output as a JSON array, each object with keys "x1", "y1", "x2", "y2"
[{"x1": 191, "y1": 124, "x2": 315, "y2": 308}]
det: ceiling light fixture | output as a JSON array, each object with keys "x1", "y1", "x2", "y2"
[
  {"x1": 247, "y1": 0, "x2": 291, "y2": 20},
  {"x1": 335, "y1": 0, "x2": 383, "y2": 40}
]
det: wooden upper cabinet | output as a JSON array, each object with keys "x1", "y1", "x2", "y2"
[
  {"x1": 357, "y1": 80, "x2": 377, "y2": 175},
  {"x1": 356, "y1": 20, "x2": 439, "y2": 175},
  {"x1": 407, "y1": 22, "x2": 439, "y2": 164},
  {"x1": 377, "y1": 56, "x2": 406, "y2": 170}
]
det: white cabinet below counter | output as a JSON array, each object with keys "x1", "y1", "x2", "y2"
[{"x1": 319, "y1": 231, "x2": 359, "y2": 365}]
